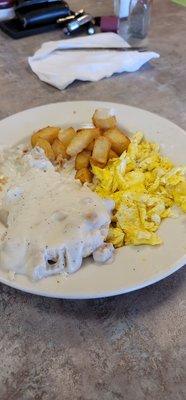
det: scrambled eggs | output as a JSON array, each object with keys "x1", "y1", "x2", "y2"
[{"x1": 92, "y1": 132, "x2": 186, "y2": 247}]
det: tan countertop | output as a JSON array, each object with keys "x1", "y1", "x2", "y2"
[{"x1": 0, "y1": 1, "x2": 186, "y2": 399}]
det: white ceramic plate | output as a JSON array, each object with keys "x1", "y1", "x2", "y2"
[{"x1": 0, "y1": 101, "x2": 185, "y2": 299}]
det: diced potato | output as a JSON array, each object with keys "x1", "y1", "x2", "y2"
[
  {"x1": 75, "y1": 150, "x2": 91, "y2": 171},
  {"x1": 35, "y1": 138, "x2": 55, "y2": 161},
  {"x1": 66, "y1": 129, "x2": 97, "y2": 156},
  {"x1": 90, "y1": 128, "x2": 101, "y2": 139},
  {"x1": 31, "y1": 126, "x2": 60, "y2": 147},
  {"x1": 77, "y1": 128, "x2": 101, "y2": 138},
  {"x1": 108, "y1": 149, "x2": 118, "y2": 159},
  {"x1": 104, "y1": 128, "x2": 130, "y2": 155},
  {"x1": 92, "y1": 109, "x2": 117, "y2": 130},
  {"x1": 52, "y1": 138, "x2": 67, "y2": 159},
  {"x1": 90, "y1": 158, "x2": 106, "y2": 169},
  {"x1": 86, "y1": 140, "x2": 95, "y2": 151},
  {"x1": 75, "y1": 168, "x2": 93, "y2": 184},
  {"x1": 92, "y1": 136, "x2": 111, "y2": 164},
  {"x1": 55, "y1": 154, "x2": 64, "y2": 166},
  {"x1": 58, "y1": 127, "x2": 76, "y2": 148}
]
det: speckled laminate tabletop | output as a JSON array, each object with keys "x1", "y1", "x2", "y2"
[{"x1": 0, "y1": 1, "x2": 186, "y2": 399}]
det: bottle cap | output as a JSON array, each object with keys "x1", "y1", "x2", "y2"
[{"x1": 100, "y1": 16, "x2": 119, "y2": 33}]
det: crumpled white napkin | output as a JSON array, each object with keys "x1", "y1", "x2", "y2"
[{"x1": 28, "y1": 32, "x2": 159, "y2": 90}]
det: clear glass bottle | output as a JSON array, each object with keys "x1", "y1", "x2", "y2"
[
  {"x1": 114, "y1": 0, "x2": 131, "y2": 40},
  {"x1": 128, "y1": 0, "x2": 152, "y2": 39},
  {"x1": 114, "y1": 0, "x2": 131, "y2": 18}
]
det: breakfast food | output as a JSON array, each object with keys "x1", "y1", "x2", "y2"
[
  {"x1": 93, "y1": 132, "x2": 186, "y2": 247},
  {"x1": 75, "y1": 167, "x2": 93, "y2": 184},
  {"x1": 92, "y1": 136, "x2": 111, "y2": 166},
  {"x1": 30, "y1": 108, "x2": 185, "y2": 248},
  {"x1": 0, "y1": 146, "x2": 114, "y2": 280},
  {"x1": 58, "y1": 127, "x2": 76, "y2": 148},
  {"x1": 66, "y1": 128, "x2": 100, "y2": 157},
  {"x1": 30, "y1": 108, "x2": 130, "y2": 183},
  {"x1": 36, "y1": 137, "x2": 55, "y2": 161},
  {"x1": 92, "y1": 109, "x2": 117, "y2": 130},
  {"x1": 31, "y1": 126, "x2": 60, "y2": 147},
  {"x1": 103, "y1": 127, "x2": 131, "y2": 155},
  {"x1": 0, "y1": 108, "x2": 185, "y2": 282}
]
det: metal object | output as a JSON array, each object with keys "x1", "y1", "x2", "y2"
[
  {"x1": 57, "y1": 9, "x2": 84, "y2": 24},
  {"x1": 63, "y1": 13, "x2": 95, "y2": 35},
  {"x1": 54, "y1": 46, "x2": 148, "y2": 52},
  {"x1": 57, "y1": 9, "x2": 96, "y2": 36},
  {"x1": 87, "y1": 24, "x2": 95, "y2": 35}
]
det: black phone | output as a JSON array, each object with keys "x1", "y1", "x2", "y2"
[
  {"x1": 15, "y1": 0, "x2": 67, "y2": 15},
  {"x1": 19, "y1": 5, "x2": 71, "y2": 28},
  {"x1": 15, "y1": 0, "x2": 71, "y2": 28}
]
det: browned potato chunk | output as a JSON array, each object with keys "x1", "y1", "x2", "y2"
[
  {"x1": 52, "y1": 138, "x2": 67, "y2": 159},
  {"x1": 86, "y1": 140, "x2": 95, "y2": 151},
  {"x1": 35, "y1": 138, "x2": 55, "y2": 161},
  {"x1": 92, "y1": 109, "x2": 117, "y2": 130},
  {"x1": 104, "y1": 128, "x2": 130, "y2": 155},
  {"x1": 75, "y1": 168, "x2": 93, "y2": 184},
  {"x1": 77, "y1": 128, "x2": 101, "y2": 138},
  {"x1": 108, "y1": 149, "x2": 118, "y2": 159},
  {"x1": 75, "y1": 150, "x2": 91, "y2": 171},
  {"x1": 58, "y1": 127, "x2": 76, "y2": 148},
  {"x1": 90, "y1": 158, "x2": 106, "y2": 169},
  {"x1": 31, "y1": 126, "x2": 60, "y2": 147},
  {"x1": 92, "y1": 136, "x2": 111, "y2": 165},
  {"x1": 55, "y1": 154, "x2": 64, "y2": 166},
  {"x1": 89, "y1": 128, "x2": 101, "y2": 139},
  {"x1": 66, "y1": 129, "x2": 97, "y2": 156}
]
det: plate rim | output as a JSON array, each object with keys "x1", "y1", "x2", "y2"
[
  {"x1": 1, "y1": 100, "x2": 186, "y2": 137},
  {"x1": 0, "y1": 254, "x2": 185, "y2": 299}
]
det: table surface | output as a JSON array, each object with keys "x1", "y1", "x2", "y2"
[{"x1": 0, "y1": 1, "x2": 186, "y2": 399}]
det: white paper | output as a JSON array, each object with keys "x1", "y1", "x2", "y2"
[{"x1": 28, "y1": 32, "x2": 159, "y2": 91}]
